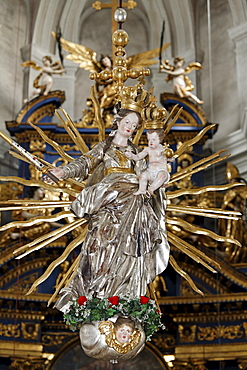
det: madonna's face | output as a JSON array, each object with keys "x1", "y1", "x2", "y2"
[
  {"x1": 115, "y1": 324, "x2": 133, "y2": 344},
  {"x1": 117, "y1": 112, "x2": 139, "y2": 138}
]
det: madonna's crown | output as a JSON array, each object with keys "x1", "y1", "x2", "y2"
[{"x1": 117, "y1": 83, "x2": 155, "y2": 114}]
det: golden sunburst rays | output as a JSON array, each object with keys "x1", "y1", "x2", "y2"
[
  {"x1": 13, "y1": 218, "x2": 86, "y2": 259},
  {"x1": 55, "y1": 108, "x2": 89, "y2": 153},
  {"x1": 28, "y1": 120, "x2": 88, "y2": 191},
  {"x1": 26, "y1": 222, "x2": 88, "y2": 297},
  {"x1": 0, "y1": 201, "x2": 72, "y2": 212},
  {"x1": 163, "y1": 105, "x2": 183, "y2": 136},
  {"x1": 170, "y1": 149, "x2": 226, "y2": 182},
  {"x1": 170, "y1": 153, "x2": 230, "y2": 187},
  {"x1": 166, "y1": 182, "x2": 244, "y2": 200},
  {"x1": 0, "y1": 109, "x2": 91, "y2": 302},
  {"x1": 29, "y1": 122, "x2": 74, "y2": 162},
  {"x1": 164, "y1": 150, "x2": 242, "y2": 294},
  {"x1": 167, "y1": 204, "x2": 240, "y2": 219},
  {"x1": 166, "y1": 216, "x2": 241, "y2": 248},
  {"x1": 0, "y1": 210, "x2": 73, "y2": 232},
  {"x1": 48, "y1": 253, "x2": 81, "y2": 306},
  {"x1": 8, "y1": 143, "x2": 84, "y2": 190},
  {"x1": 0, "y1": 176, "x2": 82, "y2": 198},
  {"x1": 90, "y1": 85, "x2": 106, "y2": 142},
  {"x1": 167, "y1": 232, "x2": 219, "y2": 272},
  {"x1": 173, "y1": 124, "x2": 216, "y2": 158},
  {"x1": 169, "y1": 255, "x2": 204, "y2": 296}
]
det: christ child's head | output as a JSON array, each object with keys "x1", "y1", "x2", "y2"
[
  {"x1": 114, "y1": 317, "x2": 135, "y2": 344},
  {"x1": 147, "y1": 128, "x2": 165, "y2": 149}
]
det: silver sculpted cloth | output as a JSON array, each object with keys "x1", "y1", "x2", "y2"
[{"x1": 56, "y1": 141, "x2": 170, "y2": 310}]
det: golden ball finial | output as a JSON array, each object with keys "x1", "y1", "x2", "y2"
[
  {"x1": 164, "y1": 148, "x2": 175, "y2": 159},
  {"x1": 226, "y1": 162, "x2": 240, "y2": 181},
  {"x1": 112, "y1": 30, "x2": 129, "y2": 48}
]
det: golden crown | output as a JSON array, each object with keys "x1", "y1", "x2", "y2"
[
  {"x1": 143, "y1": 103, "x2": 169, "y2": 129},
  {"x1": 117, "y1": 83, "x2": 155, "y2": 114}
]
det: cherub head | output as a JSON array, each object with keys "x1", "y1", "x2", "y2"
[
  {"x1": 173, "y1": 56, "x2": 185, "y2": 68},
  {"x1": 98, "y1": 316, "x2": 141, "y2": 354},
  {"x1": 42, "y1": 55, "x2": 52, "y2": 66},
  {"x1": 114, "y1": 316, "x2": 135, "y2": 344}
]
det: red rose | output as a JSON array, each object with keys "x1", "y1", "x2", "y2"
[
  {"x1": 140, "y1": 296, "x2": 150, "y2": 304},
  {"x1": 108, "y1": 296, "x2": 119, "y2": 305},
  {"x1": 78, "y1": 296, "x2": 87, "y2": 306}
]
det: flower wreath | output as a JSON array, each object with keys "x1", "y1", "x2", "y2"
[{"x1": 63, "y1": 295, "x2": 165, "y2": 341}]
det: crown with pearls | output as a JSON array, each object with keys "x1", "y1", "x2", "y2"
[
  {"x1": 143, "y1": 103, "x2": 169, "y2": 129},
  {"x1": 117, "y1": 83, "x2": 155, "y2": 114}
]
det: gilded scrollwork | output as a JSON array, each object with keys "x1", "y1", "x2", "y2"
[
  {"x1": 42, "y1": 334, "x2": 66, "y2": 346},
  {"x1": 5, "y1": 273, "x2": 39, "y2": 293},
  {"x1": 172, "y1": 359, "x2": 208, "y2": 370},
  {"x1": 197, "y1": 324, "x2": 243, "y2": 341},
  {"x1": 29, "y1": 164, "x2": 42, "y2": 182},
  {"x1": 60, "y1": 144, "x2": 79, "y2": 152},
  {"x1": 0, "y1": 323, "x2": 20, "y2": 338},
  {"x1": 152, "y1": 274, "x2": 167, "y2": 298},
  {"x1": 180, "y1": 279, "x2": 201, "y2": 297},
  {"x1": 9, "y1": 357, "x2": 46, "y2": 370},
  {"x1": 0, "y1": 182, "x2": 23, "y2": 202},
  {"x1": 30, "y1": 140, "x2": 46, "y2": 152},
  {"x1": 243, "y1": 322, "x2": 247, "y2": 339},
  {"x1": 152, "y1": 334, "x2": 176, "y2": 349}
]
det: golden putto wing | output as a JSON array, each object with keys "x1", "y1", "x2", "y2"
[
  {"x1": 52, "y1": 31, "x2": 101, "y2": 73},
  {"x1": 184, "y1": 62, "x2": 203, "y2": 74},
  {"x1": 21, "y1": 61, "x2": 42, "y2": 71},
  {"x1": 127, "y1": 43, "x2": 170, "y2": 69}
]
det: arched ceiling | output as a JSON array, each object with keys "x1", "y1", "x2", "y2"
[{"x1": 31, "y1": 0, "x2": 197, "y2": 57}]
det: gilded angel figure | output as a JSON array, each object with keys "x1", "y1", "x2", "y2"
[
  {"x1": 22, "y1": 55, "x2": 66, "y2": 102},
  {"x1": 53, "y1": 31, "x2": 170, "y2": 115},
  {"x1": 160, "y1": 56, "x2": 204, "y2": 105}
]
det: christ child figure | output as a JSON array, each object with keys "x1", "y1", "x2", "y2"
[{"x1": 126, "y1": 128, "x2": 173, "y2": 195}]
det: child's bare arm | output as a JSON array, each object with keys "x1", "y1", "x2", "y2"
[{"x1": 125, "y1": 148, "x2": 148, "y2": 161}]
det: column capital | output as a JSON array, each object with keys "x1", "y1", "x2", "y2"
[{"x1": 228, "y1": 21, "x2": 247, "y2": 42}]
